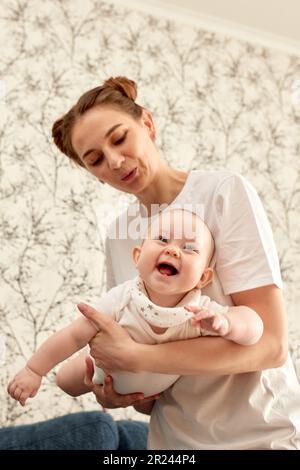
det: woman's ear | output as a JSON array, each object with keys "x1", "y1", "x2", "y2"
[
  {"x1": 142, "y1": 109, "x2": 156, "y2": 140},
  {"x1": 196, "y1": 268, "x2": 214, "y2": 289},
  {"x1": 132, "y1": 246, "x2": 141, "y2": 266}
]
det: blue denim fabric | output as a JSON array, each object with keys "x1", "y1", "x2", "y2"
[
  {"x1": 0, "y1": 412, "x2": 148, "y2": 450},
  {"x1": 117, "y1": 419, "x2": 149, "y2": 450}
]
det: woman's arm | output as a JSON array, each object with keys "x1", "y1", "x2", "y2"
[
  {"x1": 136, "y1": 285, "x2": 287, "y2": 375},
  {"x1": 80, "y1": 285, "x2": 288, "y2": 377}
]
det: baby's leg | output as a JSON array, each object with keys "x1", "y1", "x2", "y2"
[{"x1": 56, "y1": 349, "x2": 90, "y2": 397}]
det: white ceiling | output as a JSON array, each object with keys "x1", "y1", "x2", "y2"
[{"x1": 153, "y1": 0, "x2": 300, "y2": 42}]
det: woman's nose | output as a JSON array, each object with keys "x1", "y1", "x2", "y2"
[
  {"x1": 165, "y1": 245, "x2": 180, "y2": 258},
  {"x1": 106, "y1": 151, "x2": 125, "y2": 170}
]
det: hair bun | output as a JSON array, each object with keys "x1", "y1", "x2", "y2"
[
  {"x1": 102, "y1": 76, "x2": 137, "y2": 101},
  {"x1": 52, "y1": 116, "x2": 65, "y2": 154}
]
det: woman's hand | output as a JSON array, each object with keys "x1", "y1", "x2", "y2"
[
  {"x1": 84, "y1": 356, "x2": 159, "y2": 409},
  {"x1": 78, "y1": 303, "x2": 140, "y2": 373}
]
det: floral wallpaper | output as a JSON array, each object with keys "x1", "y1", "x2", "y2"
[{"x1": 1, "y1": 0, "x2": 300, "y2": 427}]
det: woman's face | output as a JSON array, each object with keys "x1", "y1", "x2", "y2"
[{"x1": 71, "y1": 105, "x2": 160, "y2": 195}]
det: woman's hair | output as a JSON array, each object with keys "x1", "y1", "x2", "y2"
[{"x1": 52, "y1": 77, "x2": 143, "y2": 167}]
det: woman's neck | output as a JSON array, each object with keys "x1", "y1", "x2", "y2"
[{"x1": 137, "y1": 163, "x2": 188, "y2": 213}]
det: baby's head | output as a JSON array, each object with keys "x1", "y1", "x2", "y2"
[{"x1": 132, "y1": 208, "x2": 214, "y2": 300}]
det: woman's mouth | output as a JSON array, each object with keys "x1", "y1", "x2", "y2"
[{"x1": 121, "y1": 167, "x2": 137, "y2": 182}]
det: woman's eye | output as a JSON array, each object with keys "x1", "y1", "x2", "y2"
[
  {"x1": 90, "y1": 156, "x2": 103, "y2": 166},
  {"x1": 114, "y1": 132, "x2": 127, "y2": 145}
]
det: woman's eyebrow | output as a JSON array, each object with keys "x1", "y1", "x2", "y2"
[
  {"x1": 104, "y1": 123, "x2": 122, "y2": 138},
  {"x1": 82, "y1": 123, "x2": 122, "y2": 160}
]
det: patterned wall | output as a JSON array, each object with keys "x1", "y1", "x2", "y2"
[{"x1": 1, "y1": 0, "x2": 300, "y2": 426}]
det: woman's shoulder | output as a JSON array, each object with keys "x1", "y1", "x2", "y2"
[
  {"x1": 190, "y1": 168, "x2": 244, "y2": 185},
  {"x1": 190, "y1": 169, "x2": 253, "y2": 196}
]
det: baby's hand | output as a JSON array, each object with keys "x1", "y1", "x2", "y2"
[
  {"x1": 7, "y1": 366, "x2": 42, "y2": 406},
  {"x1": 185, "y1": 305, "x2": 230, "y2": 336}
]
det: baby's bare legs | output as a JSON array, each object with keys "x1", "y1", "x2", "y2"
[{"x1": 56, "y1": 349, "x2": 90, "y2": 396}]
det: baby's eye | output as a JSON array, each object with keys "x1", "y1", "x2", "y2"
[
  {"x1": 158, "y1": 235, "x2": 168, "y2": 243},
  {"x1": 184, "y1": 243, "x2": 200, "y2": 253}
]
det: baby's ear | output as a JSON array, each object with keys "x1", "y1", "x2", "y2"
[
  {"x1": 132, "y1": 246, "x2": 141, "y2": 266},
  {"x1": 196, "y1": 267, "x2": 214, "y2": 289}
]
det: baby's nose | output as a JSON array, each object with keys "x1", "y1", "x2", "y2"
[{"x1": 165, "y1": 245, "x2": 180, "y2": 258}]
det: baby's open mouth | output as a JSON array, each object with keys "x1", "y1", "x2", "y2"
[{"x1": 157, "y1": 263, "x2": 179, "y2": 276}]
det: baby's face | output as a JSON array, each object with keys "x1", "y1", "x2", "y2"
[{"x1": 133, "y1": 210, "x2": 213, "y2": 296}]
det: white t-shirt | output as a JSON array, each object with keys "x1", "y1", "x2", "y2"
[
  {"x1": 92, "y1": 276, "x2": 228, "y2": 397},
  {"x1": 105, "y1": 170, "x2": 300, "y2": 450}
]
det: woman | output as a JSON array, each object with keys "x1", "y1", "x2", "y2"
[{"x1": 2, "y1": 77, "x2": 299, "y2": 449}]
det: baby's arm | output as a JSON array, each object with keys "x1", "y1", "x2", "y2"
[
  {"x1": 186, "y1": 304, "x2": 263, "y2": 346},
  {"x1": 7, "y1": 316, "x2": 97, "y2": 406}
]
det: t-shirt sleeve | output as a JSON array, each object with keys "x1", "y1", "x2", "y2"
[{"x1": 214, "y1": 174, "x2": 282, "y2": 295}]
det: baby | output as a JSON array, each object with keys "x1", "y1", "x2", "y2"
[{"x1": 8, "y1": 208, "x2": 263, "y2": 406}]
